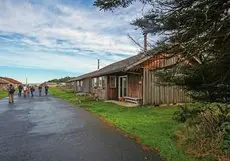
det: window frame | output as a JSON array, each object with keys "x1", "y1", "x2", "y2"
[
  {"x1": 98, "y1": 77, "x2": 102, "y2": 88},
  {"x1": 109, "y1": 76, "x2": 116, "y2": 88},
  {"x1": 92, "y1": 77, "x2": 98, "y2": 88},
  {"x1": 80, "y1": 80, "x2": 83, "y2": 87},
  {"x1": 98, "y1": 76, "x2": 106, "y2": 89}
]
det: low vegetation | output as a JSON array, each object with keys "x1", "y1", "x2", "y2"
[
  {"x1": 0, "y1": 90, "x2": 8, "y2": 99},
  {"x1": 50, "y1": 87, "x2": 193, "y2": 161},
  {"x1": 174, "y1": 104, "x2": 230, "y2": 161}
]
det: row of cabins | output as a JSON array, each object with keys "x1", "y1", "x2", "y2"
[
  {"x1": 0, "y1": 77, "x2": 22, "y2": 91},
  {"x1": 67, "y1": 52, "x2": 192, "y2": 105}
]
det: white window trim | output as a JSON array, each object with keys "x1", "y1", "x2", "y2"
[
  {"x1": 98, "y1": 77, "x2": 102, "y2": 88},
  {"x1": 118, "y1": 75, "x2": 128, "y2": 98},
  {"x1": 80, "y1": 80, "x2": 83, "y2": 87},
  {"x1": 92, "y1": 78, "x2": 97, "y2": 87}
]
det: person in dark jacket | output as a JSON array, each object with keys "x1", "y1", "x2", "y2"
[
  {"x1": 18, "y1": 84, "x2": 23, "y2": 97},
  {"x1": 45, "y1": 85, "x2": 49, "y2": 96},
  {"x1": 8, "y1": 84, "x2": 15, "y2": 104},
  {"x1": 38, "y1": 85, "x2": 42, "y2": 96},
  {"x1": 30, "y1": 86, "x2": 35, "y2": 97}
]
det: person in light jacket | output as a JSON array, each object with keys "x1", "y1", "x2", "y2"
[{"x1": 8, "y1": 84, "x2": 15, "y2": 104}]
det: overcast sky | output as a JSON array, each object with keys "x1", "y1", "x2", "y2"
[{"x1": 0, "y1": 0, "x2": 154, "y2": 83}]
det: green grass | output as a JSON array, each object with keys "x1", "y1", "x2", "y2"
[
  {"x1": 50, "y1": 87, "x2": 193, "y2": 161},
  {"x1": 0, "y1": 90, "x2": 8, "y2": 99}
]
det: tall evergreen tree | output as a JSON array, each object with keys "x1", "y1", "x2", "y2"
[{"x1": 94, "y1": 0, "x2": 230, "y2": 102}]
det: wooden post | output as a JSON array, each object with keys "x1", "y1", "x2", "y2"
[
  {"x1": 143, "y1": 68, "x2": 146, "y2": 105},
  {"x1": 144, "y1": 33, "x2": 147, "y2": 52},
  {"x1": 97, "y1": 59, "x2": 100, "y2": 69}
]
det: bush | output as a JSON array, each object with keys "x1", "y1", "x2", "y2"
[
  {"x1": 222, "y1": 122, "x2": 230, "y2": 153},
  {"x1": 75, "y1": 94, "x2": 95, "y2": 104},
  {"x1": 173, "y1": 104, "x2": 202, "y2": 123},
  {"x1": 173, "y1": 103, "x2": 230, "y2": 157}
]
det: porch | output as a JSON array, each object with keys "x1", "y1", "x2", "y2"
[
  {"x1": 107, "y1": 73, "x2": 143, "y2": 104},
  {"x1": 104, "y1": 100, "x2": 139, "y2": 107}
]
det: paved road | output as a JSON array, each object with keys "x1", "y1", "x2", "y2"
[{"x1": 0, "y1": 92, "x2": 163, "y2": 161}]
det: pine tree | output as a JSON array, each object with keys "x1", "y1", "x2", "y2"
[{"x1": 94, "y1": 0, "x2": 230, "y2": 102}]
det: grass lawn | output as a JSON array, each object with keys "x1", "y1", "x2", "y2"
[
  {"x1": 50, "y1": 87, "x2": 193, "y2": 161},
  {"x1": 0, "y1": 90, "x2": 8, "y2": 99}
]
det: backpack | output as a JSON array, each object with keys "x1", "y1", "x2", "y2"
[{"x1": 9, "y1": 87, "x2": 15, "y2": 94}]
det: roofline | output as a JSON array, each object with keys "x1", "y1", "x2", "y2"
[
  {"x1": 67, "y1": 78, "x2": 77, "y2": 82},
  {"x1": 125, "y1": 53, "x2": 202, "y2": 71},
  {"x1": 68, "y1": 53, "x2": 157, "y2": 80},
  {"x1": 124, "y1": 54, "x2": 153, "y2": 71},
  {"x1": 0, "y1": 77, "x2": 22, "y2": 84},
  {"x1": 68, "y1": 51, "x2": 201, "y2": 82},
  {"x1": 0, "y1": 80, "x2": 9, "y2": 84},
  {"x1": 67, "y1": 71, "x2": 98, "y2": 82}
]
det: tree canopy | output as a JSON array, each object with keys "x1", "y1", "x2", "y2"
[
  {"x1": 94, "y1": 0, "x2": 230, "y2": 102},
  {"x1": 48, "y1": 77, "x2": 72, "y2": 83}
]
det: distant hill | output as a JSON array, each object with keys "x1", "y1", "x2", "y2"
[{"x1": 48, "y1": 77, "x2": 72, "y2": 83}]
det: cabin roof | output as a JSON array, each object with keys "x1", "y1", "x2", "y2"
[
  {"x1": 67, "y1": 71, "x2": 98, "y2": 82},
  {"x1": 0, "y1": 77, "x2": 22, "y2": 84},
  {"x1": 90, "y1": 54, "x2": 146, "y2": 76},
  {"x1": 67, "y1": 48, "x2": 199, "y2": 83},
  {"x1": 68, "y1": 53, "x2": 150, "y2": 82},
  {"x1": 0, "y1": 78, "x2": 9, "y2": 84}
]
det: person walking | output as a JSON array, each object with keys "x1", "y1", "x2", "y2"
[
  {"x1": 27, "y1": 85, "x2": 30, "y2": 97},
  {"x1": 38, "y1": 85, "x2": 42, "y2": 96},
  {"x1": 30, "y1": 86, "x2": 35, "y2": 97},
  {"x1": 8, "y1": 84, "x2": 15, "y2": 104},
  {"x1": 23, "y1": 85, "x2": 27, "y2": 97},
  {"x1": 18, "y1": 84, "x2": 23, "y2": 97},
  {"x1": 45, "y1": 85, "x2": 49, "y2": 96}
]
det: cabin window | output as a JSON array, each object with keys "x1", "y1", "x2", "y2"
[
  {"x1": 76, "y1": 81, "x2": 79, "y2": 86},
  {"x1": 92, "y1": 78, "x2": 97, "y2": 87},
  {"x1": 80, "y1": 81, "x2": 83, "y2": 86},
  {"x1": 99, "y1": 76, "x2": 105, "y2": 88},
  {"x1": 109, "y1": 76, "x2": 116, "y2": 88}
]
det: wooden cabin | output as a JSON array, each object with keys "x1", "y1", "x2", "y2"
[
  {"x1": 67, "y1": 72, "x2": 96, "y2": 93},
  {"x1": 0, "y1": 79, "x2": 9, "y2": 91},
  {"x1": 69, "y1": 52, "x2": 192, "y2": 105},
  {"x1": 0, "y1": 77, "x2": 22, "y2": 90}
]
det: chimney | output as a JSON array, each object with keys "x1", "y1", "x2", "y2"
[
  {"x1": 143, "y1": 32, "x2": 147, "y2": 52},
  {"x1": 97, "y1": 59, "x2": 100, "y2": 69}
]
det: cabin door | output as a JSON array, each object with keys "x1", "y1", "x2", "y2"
[{"x1": 118, "y1": 76, "x2": 128, "y2": 98}]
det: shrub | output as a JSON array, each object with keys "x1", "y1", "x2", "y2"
[
  {"x1": 173, "y1": 103, "x2": 230, "y2": 157},
  {"x1": 222, "y1": 122, "x2": 230, "y2": 153},
  {"x1": 173, "y1": 104, "x2": 202, "y2": 123}
]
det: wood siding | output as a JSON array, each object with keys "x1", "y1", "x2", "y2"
[
  {"x1": 127, "y1": 73, "x2": 142, "y2": 98},
  {"x1": 66, "y1": 82, "x2": 76, "y2": 91},
  {"x1": 0, "y1": 84, "x2": 8, "y2": 91},
  {"x1": 143, "y1": 54, "x2": 178, "y2": 70},
  {"x1": 90, "y1": 76, "x2": 108, "y2": 100},
  {"x1": 107, "y1": 76, "x2": 118, "y2": 100},
  {"x1": 76, "y1": 78, "x2": 90, "y2": 93},
  {"x1": 142, "y1": 54, "x2": 192, "y2": 105}
]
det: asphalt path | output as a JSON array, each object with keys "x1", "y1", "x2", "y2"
[{"x1": 0, "y1": 92, "x2": 163, "y2": 161}]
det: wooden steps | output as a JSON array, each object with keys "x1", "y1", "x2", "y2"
[{"x1": 123, "y1": 96, "x2": 142, "y2": 104}]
